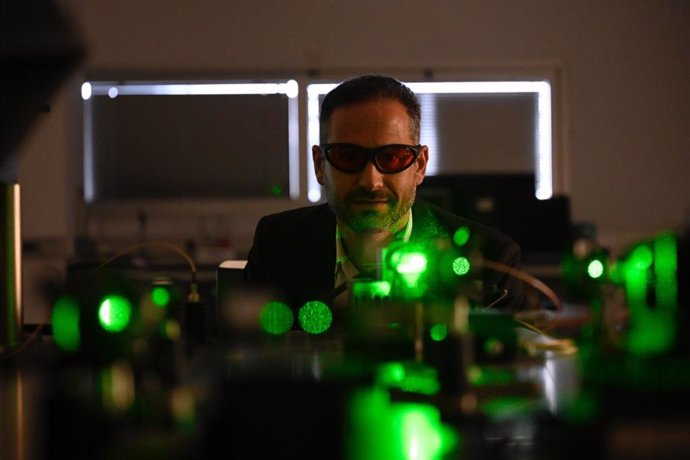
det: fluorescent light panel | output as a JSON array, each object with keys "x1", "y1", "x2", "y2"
[
  {"x1": 82, "y1": 80, "x2": 299, "y2": 202},
  {"x1": 82, "y1": 80, "x2": 299, "y2": 98}
]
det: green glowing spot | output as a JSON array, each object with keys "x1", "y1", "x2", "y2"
[
  {"x1": 260, "y1": 301, "x2": 294, "y2": 335},
  {"x1": 52, "y1": 296, "x2": 81, "y2": 352},
  {"x1": 452, "y1": 257, "x2": 471, "y2": 276},
  {"x1": 630, "y1": 244, "x2": 653, "y2": 270},
  {"x1": 377, "y1": 362, "x2": 440, "y2": 395},
  {"x1": 151, "y1": 286, "x2": 171, "y2": 307},
  {"x1": 393, "y1": 252, "x2": 428, "y2": 275},
  {"x1": 587, "y1": 259, "x2": 605, "y2": 279},
  {"x1": 269, "y1": 185, "x2": 283, "y2": 196},
  {"x1": 98, "y1": 295, "x2": 133, "y2": 333},
  {"x1": 353, "y1": 280, "x2": 391, "y2": 299},
  {"x1": 624, "y1": 236, "x2": 678, "y2": 356},
  {"x1": 453, "y1": 226, "x2": 471, "y2": 247},
  {"x1": 298, "y1": 301, "x2": 332, "y2": 334},
  {"x1": 349, "y1": 387, "x2": 459, "y2": 460},
  {"x1": 430, "y1": 324, "x2": 448, "y2": 342}
]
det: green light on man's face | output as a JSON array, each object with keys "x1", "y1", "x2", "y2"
[
  {"x1": 260, "y1": 301, "x2": 294, "y2": 335},
  {"x1": 452, "y1": 257, "x2": 471, "y2": 276},
  {"x1": 98, "y1": 295, "x2": 133, "y2": 333},
  {"x1": 151, "y1": 286, "x2": 171, "y2": 307},
  {"x1": 587, "y1": 259, "x2": 605, "y2": 279},
  {"x1": 52, "y1": 296, "x2": 81, "y2": 352},
  {"x1": 298, "y1": 301, "x2": 332, "y2": 334}
]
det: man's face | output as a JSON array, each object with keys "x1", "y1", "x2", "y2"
[{"x1": 312, "y1": 98, "x2": 428, "y2": 234}]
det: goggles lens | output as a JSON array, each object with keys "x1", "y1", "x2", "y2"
[{"x1": 322, "y1": 143, "x2": 421, "y2": 174}]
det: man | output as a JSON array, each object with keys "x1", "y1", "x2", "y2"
[{"x1": 244, "y1": 75, "x2": 524, "y2": 313}]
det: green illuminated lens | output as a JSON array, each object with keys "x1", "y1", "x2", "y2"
[
  {"x1": 298, "y1": 301, "x2": 332, "y2": 334},
  {"x1": 453, "y1": 226, "x2": 471, "y2": 247},
  {"x1": 430, "y1": 324, "x2": 448, "y2": 342},
  {"x1": 587, "y1": 259, "x2": 605, "y2": 279},
  {"x1": 394, "y1": 252, "x2": 428, "y2": 275},
  {"x1": 52, "y1": 296, "x2": 81, "y2": 352},
  {"x1": 151, "y1": 286, "x2": 171, "y2": 307},
  {"x1": 452, "y1": 257, "x2": 471, "y2": 276},
  {"x1": 98, "y1": 295, "x2": 133, "y2": 333},
  {"x1": 260, "y1": 301, "x2": 294, "y2": 335},
  {"x1": 349, "y1": 388, "x2": 458, "y2": 460}
]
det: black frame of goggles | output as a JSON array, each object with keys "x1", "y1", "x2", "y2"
[{"x1": 320, "y1": 143, "x2": 422, "y2": 174}]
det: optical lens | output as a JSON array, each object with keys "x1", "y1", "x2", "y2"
[
  {"x1": 327, "y1": 145, "x2": 367, "y2": 172},
  {"x1": 375, "y1": 146, "x2": 416, "y2": 172}
]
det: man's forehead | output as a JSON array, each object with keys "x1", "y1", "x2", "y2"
[{"x1": 327, "y1": 99, "x2": 412, "y2": 143}]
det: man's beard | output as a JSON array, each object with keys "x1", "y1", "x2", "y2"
[{"x1": 325, "y1": 186, "x2": 415, "y2": 234}]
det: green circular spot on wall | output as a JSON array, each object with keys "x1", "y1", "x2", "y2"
[
  {"x1": 298, "y1": 301, "x2": 332, "y2": 334},
  {"x1": 260, "y1": 301, "x2": 294, "y2": 335},
  {"x1": 452, "y1": 257, "x2": 471, "y2": 276}
]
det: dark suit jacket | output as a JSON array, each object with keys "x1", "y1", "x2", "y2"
[{"x1": 244, "y1": 200, "x2": 525, "y2": 312}]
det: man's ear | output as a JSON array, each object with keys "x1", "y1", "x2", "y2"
[
  {"x1": 312, "y1": 145, "x2": 326, "y2": 185},
  {"x1": 414, "y1": 145, "x2": 429, "y2": 186}
]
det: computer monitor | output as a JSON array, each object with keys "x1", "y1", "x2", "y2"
[{"x1": 418, "y1": 173, "x2": 571, "y2": 262}]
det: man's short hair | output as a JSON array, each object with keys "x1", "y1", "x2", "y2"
[{"x1": 319, "y1": 75, "x2": 421, "y2": 145}]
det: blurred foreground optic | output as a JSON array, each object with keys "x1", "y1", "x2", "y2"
[
  {"x1": 352, "y1": 280, "x2": 392, "y2": 300},
  {"x1": 348, "y1": 387, "x2": 458, "y2": 460},
  {"x1": 52, "y1": 296, "x2": 81, "y2": 351},
  {"x1": 622, "y1": 235, "x2": 677, "y2": 356},
  {"x1": 377, "y1": 361, "x2": 440, "y2": 395}
]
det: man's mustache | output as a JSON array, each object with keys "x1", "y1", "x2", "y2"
[{"x1": 345, "y1": 188, "x2": 394, "y2": 202}]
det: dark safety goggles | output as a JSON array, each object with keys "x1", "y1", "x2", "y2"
[{"x1": 320, "y1": 143, "x2": 422, "y2": 174}]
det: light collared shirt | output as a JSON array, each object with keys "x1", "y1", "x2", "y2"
[{"x1": 334, "y1": 210, "x2": 413, "y2": 289}]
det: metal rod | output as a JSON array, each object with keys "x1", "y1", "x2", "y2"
[{"x1": 1, "y1": 183, "x2": 22, "y2": 351}]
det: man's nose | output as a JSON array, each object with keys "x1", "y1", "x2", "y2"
[{"x1": 357, "y1": 161, "x2": 384, "y2": 190}]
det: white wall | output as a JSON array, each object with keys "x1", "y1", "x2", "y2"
[{"x1": 19, "y1": 0, "x2": 690, "y2": 255}]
